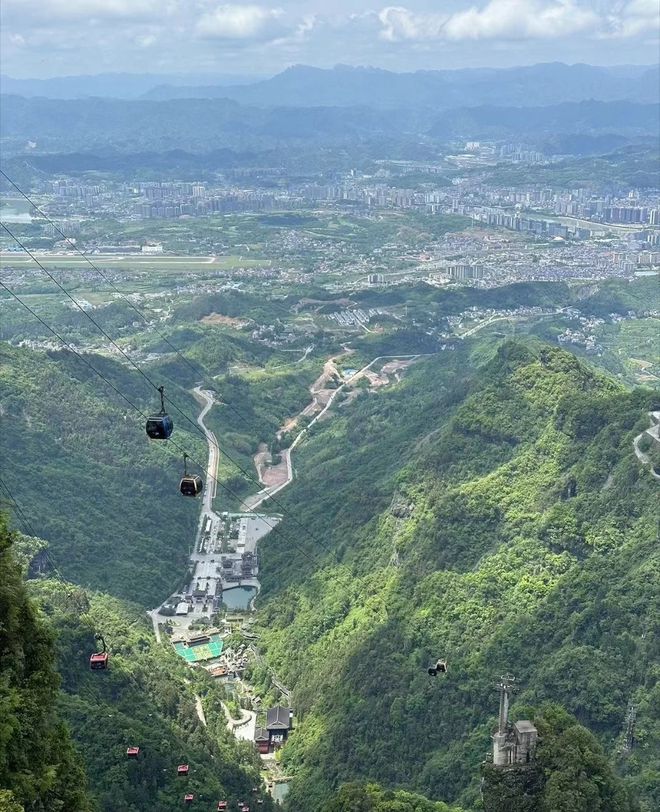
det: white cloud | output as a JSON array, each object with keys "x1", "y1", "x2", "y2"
[
  {"x1": 604, "y1": 0, "x2": 660, "y2": 38},
  {"x1": 378, "y1": 0, "x2": 655, "y2": 42},
  {"x1": 3, "y1": 0, "x2": 162, "y2": 23},
  {"x1": 195, "y1": 4, "x2": 287, "y2": 40},
  {"x1": 378, "y1": 7, "x2": 446, "y2": 41},
  {"x1": 444, "y1": 0, "x2": 600, "y2": 40},
  {"x1": 135, "y1": 34, "x2": 158, "y2": 48},
  {"x1": 1, "y1": 0, "x2": 658, "y2": 77}
]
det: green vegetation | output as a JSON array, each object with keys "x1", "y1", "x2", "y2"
[
  {"x1": 480, "y1": 146, "x2": 660, "y2": 189},
  {"x1": 252, "y1": 341, "x2": 658, "y2": 811},
  {"x1": 0, "y1": 343, "x2": 204, "y2": 605},
  {"x1": 327, "y1": 708, "x2": 639, "y2": 812},
  {"x1": 324, "y1": 782, "x2": 463, "y2": 811},
  {"x1": 28, "y1": 575, "x2": 273, "y2": 812},
  {"x1": 0, "y1": 515, "x2": 92, "y2": 811},
  {"x1": 1, "y1": 270, "x2": 659, "y2": 812},
  {"x1": 481, "y1": 704, "x2": 638, "y2": 812}
]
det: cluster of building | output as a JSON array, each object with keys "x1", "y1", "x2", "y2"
[
  {"x1": 325, "y1": 308, "x2": 385, "y2": 326},
  {"x1": 477, "y1": 210, "x2": 582, "y2": 240},
  {"x1": 137, "y1": 190, "x2": 277, "y2": 219},
  {"x1": 557, "y1": 328, "x2": 604, "y2": 354}
]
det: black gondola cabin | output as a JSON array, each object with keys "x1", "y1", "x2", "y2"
[
  {"x1": 146, "y1": 413, "x2": 173, "y2": 440},
  {"x1": 428, "y1": 659, "x2": 448, "y2": 676},
  {"x1": 146, "y1": 386, "x2": 173, "y2": 439},
  {"x1": 180, "y1": 475, "x2": 203, "y2": 497}
]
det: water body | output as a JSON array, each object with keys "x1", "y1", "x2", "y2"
[
  {"x1": 272, "y1": 782, "x2": 290, "y2": 804},
  {"x1": 222, "y1": 586, "x2": 257, "y2": 610},
  {"x1": 0, "y1": 200, "x2": 33, "y2": 223}
]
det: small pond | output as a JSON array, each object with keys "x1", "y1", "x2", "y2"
[
  {"x1": 222, "y1": 586, "x2": 257, "y2": 611},
  {"x1": 272, "y1": 782, "x2": 290, "y2": 804}
]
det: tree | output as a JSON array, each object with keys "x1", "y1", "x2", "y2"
[
  {"x1": 0, "y1": 514, "x2": 92, "y2": 811},
  {"x1": 535, "y1": 705, "x2": 638, "y2": 812}
]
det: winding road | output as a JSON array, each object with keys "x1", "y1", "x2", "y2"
[
  {"x1": 243, "y1": 353, "x2": 432, "y2": 511},
  {"x1": 192, "y1": 386, "x2": 220, "y2": 521}
]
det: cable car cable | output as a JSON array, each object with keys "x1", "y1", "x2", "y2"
[
  {"x1": 0, "y1": 170, "x2": 310, "y2": 438},
  {"x1": 0, "y1": 475, "x2": 38, "y2": 537},
  {"x1": 1, "y1": 223, "x2": 334, "y2": 556},
  {"x1": 0, "y1": 179, "x2": 351, "y2": 542},
  {"x1": 0, "y1": 175, "x2": 334, "y2": 522},
  {"x1": 0, "y1": 474, "x2": 67, "y2": 580},
  {"x1": 0, "y1": 280, "x2": 336, "y2": 563}
]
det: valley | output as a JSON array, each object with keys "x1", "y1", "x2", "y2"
[
  {"x1": 1, "y1": 62, "x2": 659, "y2": 809},
  {"x1": 1, "y1": 246, "x2": 659, "y2": 811}
]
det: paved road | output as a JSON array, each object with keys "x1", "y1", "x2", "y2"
[
  {"x1": 221, "y1": 703, "x2": 256, "y2": 742},
  {"x1": 192, "y1": 386, "x2": 220, "y2": 519},
  {"x1": 244, "y1": 354, "x2": 429, "y2": 511},
  {"x1": 633, "y1": 411, "x2": 660, "y2": 480},
  {"x1": 195, "y1": 695, "x2": 207, "y2": 727}
]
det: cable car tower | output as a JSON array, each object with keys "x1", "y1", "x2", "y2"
[
  {"x1": 621, "y1": 702, "x2": 637, "y2": 755},
  {"x1": 493, "y1": 674, "x2": 516, "y2": 765}
]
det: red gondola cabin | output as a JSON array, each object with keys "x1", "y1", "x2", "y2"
[
  {"x1": 184, "y1": 794, "x2": 195, "y2": 805},
  {"x1": 126, "y1": 746, "x2": 140, "y2": 759},
  {"x1": 89, "y1": 652, "x2": 109, "y2": 670},
  {"x1": 177, "y1": 764, "x2": 189, "y2": 777},
  {"x1": 217, "y1": 803, "x2": 227, "y2": 811}
]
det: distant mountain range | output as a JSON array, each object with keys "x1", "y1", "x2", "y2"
[
  {"x1": 143, "y1": 63, "x2": 659, "y2": 108},
  {"x1": 0, "y1": 72, "x2": 264, "y2": 99},
  {"x1": 1, "y1": 95, "x2": 657, "y2": 156},
  {"x1": 1, "y1": 63, "x2": 657, "y2": 107}
]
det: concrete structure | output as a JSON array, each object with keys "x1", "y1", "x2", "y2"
[
  {"x1": 492, "y1": 675, "x2": 538, "y2": 766},
  {"x1": 512, "y1": 721, "x2": 538, "y2": 764}
]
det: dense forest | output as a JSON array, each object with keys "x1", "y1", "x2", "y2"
[
  {"x1": 0, "y1": 343, "x2": 204, "y2": 605},
  {"x1": 0, "y1": 516, "x2": 92, "y2": 811},
  {"x1": 254, "y1": 341, "x2": 659, "y2": 810},
  {"x1": 1, "y1": 278, "x2": 658, "y2": 811},
  {"x1": 32, "y1": 576, "x2": 272, "y2": 811},
  {"x1": 0, "y1": 518, "x2": 274, "y2": 811}
]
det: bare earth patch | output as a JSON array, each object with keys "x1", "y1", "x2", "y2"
[
  {"x1": 200, "y1": 312, "x2": 250, "y2": 329},
  {"x1": 253, "y1": 442, "x2": 290, "y2": 488}
]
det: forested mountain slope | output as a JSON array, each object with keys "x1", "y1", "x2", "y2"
[
  {"x1": 255, "y1": 341, "x2": 659, "y2": 810},
  {"x1": 0, "y1": 343, "x2": 205, "y2": 605},
  {"x1": 0, "y1": 517, "x2": 92, "y2": 811},
  {"x1": 29, "y1": 575, "x2": 272, "y2": 812},
  {"x1": 0, "y1": 519, "x2": 273, "y2": 811}
]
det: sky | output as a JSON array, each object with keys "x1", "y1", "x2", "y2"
[{"x1": 1, "y1": 0, "x2": 659, "y2": 78}]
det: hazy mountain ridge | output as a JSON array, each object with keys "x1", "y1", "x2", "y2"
[
  {"x1": 0, "y1": 72, "x2": 263, "y2": 99},
  {"x1": 1, "y1": 94, "x2": 657, "y2": 156},
  {"x1": 143, "y1": 63, "x2": 659, "y2": 108}
]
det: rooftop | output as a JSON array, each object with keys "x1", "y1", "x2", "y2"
[
  {"x1": 514, "y1": 720, "x2": 538, "y2": 734},
  {"x1": 266, "y1": 706, "x2": 292, "y2": 730}
]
